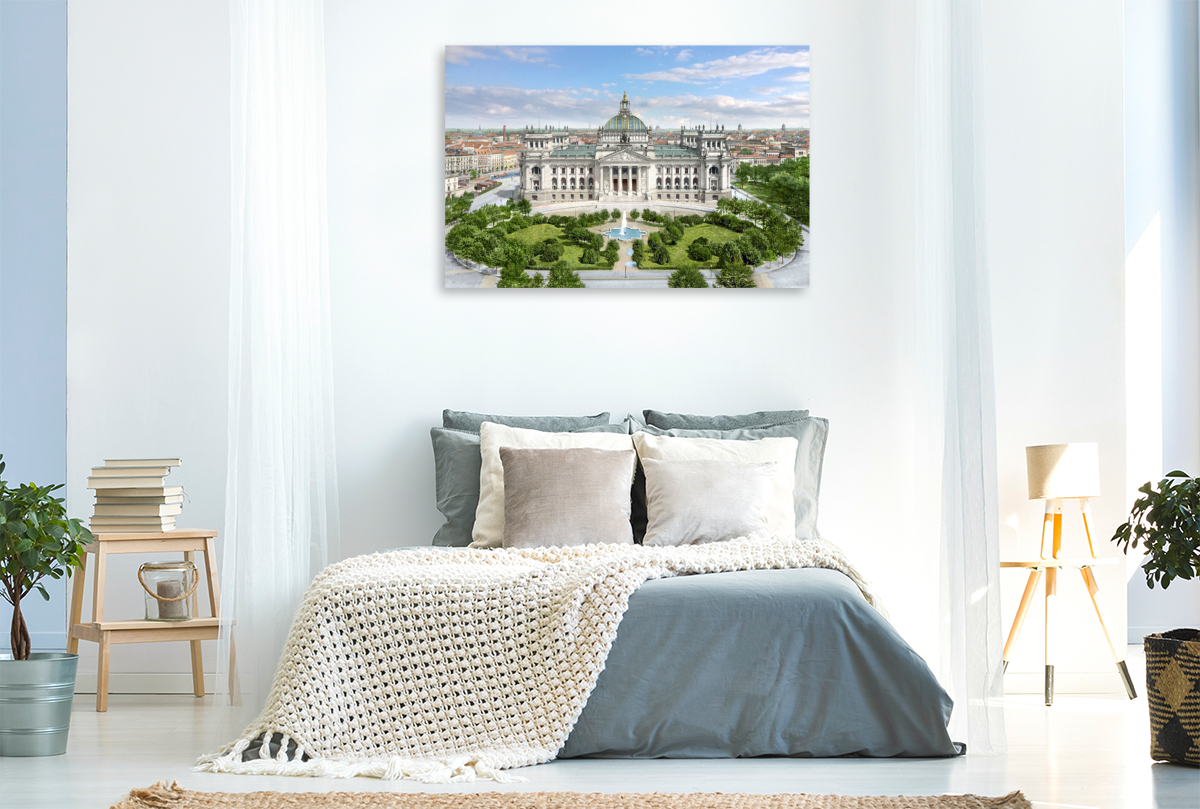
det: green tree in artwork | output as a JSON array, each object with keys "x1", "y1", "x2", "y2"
[
  {"x1": 669, "y1": 265, "x2": 709, "y2": 288},
  {"x1": 714, "y1": 242, "x2": 755, "y2": 288},
  {"x1": 629, "y1": 209, "x2": 640, "y2": 220},
  {"x1": 630, "y1": 240, "x2": 646, "y2": 265},
  {"x1": 610, "y1": 209, "x2": 621, "y2": 220},
  {"x1": 687, "y1": 241, "x2": 712, "y2": 262},
  {"x1": 581, "y1": 247, "x2": 600, "y2": 265},
  {"x1": 546, "y1": 260, "x2": 585, "y2": 288},
  {"x1": 515, "y1": 198, "x2": 532, "y2": 215},
  {"x1": 540, "y1": 242, "x2": 563, "y2": 262},
  {"x1": 651, "y1": 241, "x2": 671, "y2": 266}
]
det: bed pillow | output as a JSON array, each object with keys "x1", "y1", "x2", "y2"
[
  {"x1": 631, "y1": 432, "x2": 798, "y2": 541},
  {"x1": 641, "y1": 458, "x2": 776, "y2": 547},
  {"x1": 471, "y1": 422, "x2": 636, "y2": 549},
  {"x1": 501, "y1": 447, "x2": 637, "y2": 548},
  {"x1": 431, "y1": 422, "x2": 629, "y2": 547},
  {"x1": 642, "y1": 408, "x2": 810, "y2": 431},
  {"x1": 641, "y1": 417, "x2": 829, "y2": 540},
  {"x1": 443, "y1": 409, "x2": 611, "y2": 433}
]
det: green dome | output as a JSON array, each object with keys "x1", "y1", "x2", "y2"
[{"x1": 602, "y1": 113, "x2": 648, "y2": 132}]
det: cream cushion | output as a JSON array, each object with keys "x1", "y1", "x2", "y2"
[
  {"x1": 501, "y1": 447, "x2": 637, "y2": 548},
  {"x1": 641, "y1": 458, "x2": 777, "y2": 546},
  {"x1": 632, "y1": 431, "x2": 798, "y2": 541},
  {"x1": 470, "y1": 422, "x2": 635, "y2": 549}
]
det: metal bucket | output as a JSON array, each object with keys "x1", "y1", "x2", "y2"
[{"x1": 0, "y1": 652, "x2": 79, "y2": 756}]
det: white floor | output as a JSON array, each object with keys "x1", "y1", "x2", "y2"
[{"x1": 3, "y1": 646, "x2": 1196, "y2": 809}]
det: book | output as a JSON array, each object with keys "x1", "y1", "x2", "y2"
[
  {"x1": 90, "y1": 466, "x2": 174, "y2": 478},
  {"x1": 88, "y1": 476, "x2": 169, "y2": 489},
  {"x1": 94, "y1": 495, "x2": 184, "y2": 506},
  {"x1": 93, "y1": 504, "x2": 182, "y2": 517},
  {"x1": 90, "y1": 486, "x2": 184, "y2": 498},
  {"x1": 90, "y1": 516, "x2": 176, "y2": 526},
  {"x1": 103, "y1": 459, "x2": 181, "y2": 468},
  {"x1": 90, "y1": 524, "x2": 176, "y2": 533}
]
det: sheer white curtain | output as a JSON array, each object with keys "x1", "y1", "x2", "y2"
[
  {"x1": 914, "y1": 0, "x2": 1006, "y2": 754},
  {"x1": 216, "y1": 0, "x2": 339, "y2": 720}
]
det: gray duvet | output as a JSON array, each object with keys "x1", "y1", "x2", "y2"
[{"x1": 559, "y1": 567, "x2": 960, "y2": 759}]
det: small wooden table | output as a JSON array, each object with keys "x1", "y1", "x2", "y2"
[
  {"x1": 1001, "y1": 557, "x2": 1136, "y2": 706},
  {"x1": 67, "y1": 530, "x2": 233, "y2": 711}
]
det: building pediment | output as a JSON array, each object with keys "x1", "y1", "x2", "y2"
[{"x1": 600, "y1": 149, "x2": 648, "y2": 164}]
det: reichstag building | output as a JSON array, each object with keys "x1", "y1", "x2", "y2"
[{"x1": 517, "y1": 93, "x2": 734, "y2": 207}]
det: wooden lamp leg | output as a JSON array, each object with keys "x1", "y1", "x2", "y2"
[
  {"x1": 1080, "y1": 566, "x2": 1137, "y2": 699},
  {"x1": 1045, "y1": 566, "x2": 1057, "y2": 706},
  {"x1": 1003, "y1": 569, "x2": 1043, "y2": 673}
]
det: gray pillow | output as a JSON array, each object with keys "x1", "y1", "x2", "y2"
[
  {"x1": 641, "y1": 458, "x2": 777, "y2": 547},
  {"x1": 640, "y1": 417, "x2": 828, "y2": 539},
  {"x1": 500, "y1": 447, "x2": 636, "y2": 549},
  {"x1": 443, "y1": 409, "x2": 611, "y2": 433},
  {"x1": 431, "y1": 423, "x2": 630, "y2": 547},
  {"x1": 642, "y1": 409, "x2": 810, "y2": 431}
]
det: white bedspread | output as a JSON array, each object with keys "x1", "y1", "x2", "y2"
[{"x1": 196, "y1": 536, "x2": 877, "y2": 782}]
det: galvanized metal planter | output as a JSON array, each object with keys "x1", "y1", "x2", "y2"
[{"x1": 0, "y1": 652, "x2": 79, "y2": 756}]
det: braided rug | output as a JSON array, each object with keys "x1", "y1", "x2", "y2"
[
  {"x1": 115, "y1": 782, "x2": 1032, "y2": 809},
  {"x1": 197, "y1": 536, "x2": 879, "y2": 783}
]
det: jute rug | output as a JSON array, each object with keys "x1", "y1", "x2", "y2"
[{"x1": 111, "y1": 781, "x2": 1031, "y2": 809}]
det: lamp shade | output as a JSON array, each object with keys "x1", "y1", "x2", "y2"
[{"x1": 1026, "y1": 443, "x2": 1101, "y2": 500}]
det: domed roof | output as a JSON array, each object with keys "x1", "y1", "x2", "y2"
[
  {"x1": 602, "y1": 114, "x2": 648, "y2": 132},
  {"x1": 601, "y1": 91, "x2": 647, "y2": 132}
]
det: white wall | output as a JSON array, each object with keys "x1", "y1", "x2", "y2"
[
  {"x1": 1123, "y1": 0, "x2": 1200, "y2": 641},
  {"x1": 66, "y1": 0, "x2": 230, "y2": 688},
  {"x1": 65, "y1": 0, "x2": 1132, "y2": 693},
  {"x1": 984, "y1": 0, "x2": 1131, "y2": 690}
]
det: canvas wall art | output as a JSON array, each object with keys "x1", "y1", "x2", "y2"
[{"x1": 444, "y1": 46, "x2": 810, "y2": 289}]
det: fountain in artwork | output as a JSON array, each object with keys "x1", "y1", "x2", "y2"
[{"x1": 603, "y1": 209, "x2": 645, "y2": 241}]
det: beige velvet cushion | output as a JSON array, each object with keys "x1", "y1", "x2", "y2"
[
  {"x1": 641, "y1": 458, "x2": 777, "y2": 546},
  {"x1": 471, "y1": 422, "x2": 636, "y2": 549},
  {"x1": 632, "y1": 431, "x2": 798, "y2": 541},
  {"x1": 500, "y1": 447, "x2": 637, "y2": 549}
]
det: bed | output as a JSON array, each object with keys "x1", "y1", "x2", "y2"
[{"x1": 201, "y1": 409, "x2": 960, "y2": 781}]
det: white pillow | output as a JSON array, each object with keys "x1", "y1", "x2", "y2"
[
  {"x1": 470, "y1": 422, "x2": 635, "y2": 549},
  {"x1": 632, "y1": 431, "x2": 798, "y2": 541},
  {"x1": 641, "y1": 458, "x2": 777, "y2": 546}
]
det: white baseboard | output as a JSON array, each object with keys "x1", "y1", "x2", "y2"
[
  {"x1": 1004, "y1": 671, "x2": 1126, "y2": 695},
  {"x1": 73, "y1": 671, "x2": 218, "y2": 695}
]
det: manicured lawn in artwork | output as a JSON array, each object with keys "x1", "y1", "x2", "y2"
[
  {"x1": 506, "y1": 223, "x2": 561, "y2": 246},
  {"x1": 734, "y1": 182, "x2": 786, "y2": 210},
  {"x1": 507, "y1": 223, "x2": 614, "y2": 270},
  {"x1": 637, "y1": 223, "x2": 742, "y2": 270}
]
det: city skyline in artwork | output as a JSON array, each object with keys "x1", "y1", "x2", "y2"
[{"x1": 444, "y1": 46, "x2": 810, "y2": 132}]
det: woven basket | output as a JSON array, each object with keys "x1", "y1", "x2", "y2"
[{"x1": 1145, "y1": 629, "x2": 1200, "y2": 766}]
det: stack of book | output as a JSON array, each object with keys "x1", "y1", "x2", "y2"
[{"x1": 87, "y1": 459, "x2": 183, "y2": 533}]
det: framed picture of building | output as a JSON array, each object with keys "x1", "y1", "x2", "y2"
[{"x1": 444, "y1": 46, "x2": 810, "y2": 289}]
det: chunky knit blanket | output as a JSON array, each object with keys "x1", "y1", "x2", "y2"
[{"x1": 196, "y1": 536, "x2": 878, "y2": 782}]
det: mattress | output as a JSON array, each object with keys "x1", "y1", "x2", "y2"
[{"x1": 559, "y1": 567, "x2": 960, "y2": 759}]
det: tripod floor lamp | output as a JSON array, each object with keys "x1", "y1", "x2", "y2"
[{"x1": 1001, "y1": 442, "x2": 1138, "y2": 705}]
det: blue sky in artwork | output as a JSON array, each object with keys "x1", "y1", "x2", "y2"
[{"x1": 444, "y1": 46, "x2": 809, "y2": 131}]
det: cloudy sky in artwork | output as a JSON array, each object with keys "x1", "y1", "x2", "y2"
[{"x1": 444, "y1": 46, "x2": 809, "y2": 131}]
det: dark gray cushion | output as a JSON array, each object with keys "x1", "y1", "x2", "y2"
[
  {"x1": 431, "y1": 422, "x2": 630, "y2": 547},
  {"x1": 640, "y1": 417, "x2": 829, "y2": 540},
  {"x1": 442, "y1": 409, "x2": 611, "y2": 433},
  {"x1": 642, "y1": 409, "x2": 810, "y2": 431}
]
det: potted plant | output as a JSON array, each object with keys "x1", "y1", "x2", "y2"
[
  {"x1": 0, "y1": 453, "x2": 93, "y2": 756},
  {"x1": 1112, "y1": 470, "x2": 1200, "y2": 767}
]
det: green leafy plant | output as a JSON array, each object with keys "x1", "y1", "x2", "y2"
[
  {"x1": 1112, "y1": 471, "x2": 1200, "y2": 589},
  {"x1": 669, "y1": 266, "x2": 709, "y2": 288},
  {"x1": 0, "y1": 454, "x2": 93, "y2": 660}
]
